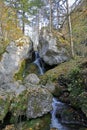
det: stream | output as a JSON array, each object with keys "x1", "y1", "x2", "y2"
[
  {"x1": 50, "y1": 98, "x2": 87, "y2": 130},
  {"x1": 34, "y1": 52, "x2": 87, "y2": 130},
  {"x1": 0, "y1": 51, "x2": 87, "y2": 130}
]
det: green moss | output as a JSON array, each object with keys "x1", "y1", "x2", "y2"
[
  {"x1": 40, "y1": 57, "x2": 87, "y2": 85},
  {"x1": 27, "y1": 63, "x2": 39, "y2": 75},
  {"x1": 22, "y1": 114, "x2": 51, "y2": 130},
  {"x1": 66, "y1": 66, "x2": 85, "y2": 108},
  {"x1": 0, "y1": 95, "x2": 10, "y2": 121},
  {"x1": 78, "y1": 92, "x2": 87, "y2": 116},
  {"x1": 10, "y1": 90, "x2": 28, "y2": 118},
  {"x1": 14, "y1": 60, "x2": 26, "y2": 81}
]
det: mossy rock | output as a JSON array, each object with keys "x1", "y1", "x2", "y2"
[
  {"x1": 79, "y1": 92, "x2": 87, "y2": 117},
  {"x1": 0, "y1": 92, "x2": 10, "y2": 121},
  {"x1": 14, "y1": 60, "x2": 26, "y2": 81},
  {"x1": 27, "y1": 63, "x2": 39, "y2": 75},
  {"x1": 10, "y1": 90, "x2": 28, "y2": 118},
  {"x1": 22, "y1": 114, "x2": 51, "y2": 130},
  {"x1": 40, "y1": 57, "x2": 87, "y2": 85}
]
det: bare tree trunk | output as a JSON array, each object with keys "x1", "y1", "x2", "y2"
[
  {"x1": 49, "y1": 0, "x2": 52, "y2": 32},
  {"x1": 66, "y1": 0, "x2": 74, "y2": 57},
  {"x1": 57, "y1": 5, "x2": 59, "y2": 29},
  {"x1": 37, "y1": 10, "x2": 40, "y2": 38},
  {"x1": 22, "y1": 11, "x2": 25, "y2": 34}
]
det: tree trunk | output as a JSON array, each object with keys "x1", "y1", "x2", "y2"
[
  {"x1": 66, "y1": 0, "x2": 74, "y2": 57},
  {"x1": 49, "y1": 0, "x2": 52, "y2": 32},
  {"x1": 22, "y1": 11, "x2": 25, "y2": 34},
  {"x1": 57, "y1": 5, "x2": 59, "y2": 29}
]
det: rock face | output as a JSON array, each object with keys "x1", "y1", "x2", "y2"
[
  {"x1": 0, "y1": 36, "x2": 53, "y2": 121},
  {"x1": 38, "y1": 29, "x2": 69, "y2": 65},
  {"x1": 0, "y1": 36, "x2": 33, "y2": 84}
]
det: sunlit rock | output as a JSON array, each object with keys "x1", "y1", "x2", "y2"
[{"x1": 38, "y1": 29, "x2": 70, "y2": 65}]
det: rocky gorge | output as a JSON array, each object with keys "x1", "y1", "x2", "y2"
[{"x1": 0, "y1": 29, "x2": 87, "y2": 130}]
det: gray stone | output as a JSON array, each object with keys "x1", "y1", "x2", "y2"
[
  {"x1": 0, "y1": 82, "x2": 53, "y2": 120},
  {"x1": 38, "y1": 29, "x2": 69, "y2": 65},
  {"x1": 24, "y1": 73, "x2": 40, "y2": 85},
  {"x1": 26, "y1": 86, "x2": 53, "y2": 119},
  {"x1": 42, "y1": 82, "x2": 56, "y2": 94},
  {"x1": 0, "y1": 36, "x2": 33, "y2": 85}
]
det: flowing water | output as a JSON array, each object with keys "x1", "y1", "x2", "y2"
[
  {"x1": 34, "y1": 51, "x2": 45, "y2": 75},
  {"x1": 32, "y1": 52, "x2": 87, "y2": 130},
  {"x1": 50, "y1": 98, "x2": 87, "y2": 130}
]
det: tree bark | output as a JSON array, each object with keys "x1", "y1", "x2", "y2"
[
  {"x1": 49, "y1": 0, "x2": 52, "y2": 32},
  {"x1": 66, "y1": 0, "x2": 74, "y2": 57},
  {"x1": 22, "y1": 11, "x2": 25, "y2": 34}
]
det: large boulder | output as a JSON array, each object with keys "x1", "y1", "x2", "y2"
[
  {"x1": 0, "y1": 36, "x2": 33, "y2": 84},
  {"x1": 26, "y1": 86, "x2": 53, "y2": 119},
  {"x1": 38, "y1": 29, "x2": 69, "y2": 65},
  {"x1": 0, "y1": 81, "x2": 53, "y2": 121}
]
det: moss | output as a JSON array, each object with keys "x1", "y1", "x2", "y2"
[
  {"x1": 10, "y1": 90, "x2": 28, "y2": 118},
  {"x1": 66, "y1": 66, "x2": 86, "y2": 108},
  {"x1": 27, "y1": 63, "x2": 39, "y2": 75},
  {"x1": 14, "y1": 60, "x2": 26, "y2": 81},
  {"x1": 40, "y1": 57, "x2": 87, "y2": 85},
  {"x1": 40, "y1": 57, "x2": 87, "y2": 118},
  {"x1": 0, "y1": 94, "x2": 10, "y2": 121},
  {"x1": 14, "y1": 60, "x2": 40, "y2": 81},
  {"x1": 78, "y1": 92, "x2": 87, "y2": 117},
  {"x1": 22, "y1": 114, "x2": 51, "y2": 130}
]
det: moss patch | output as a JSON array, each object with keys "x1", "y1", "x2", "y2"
[
  {"x1": 0, "y1": 94, "x2": 10, "y2": 121},
  {"x1": 14, "y1": 60, "x2": 26, "y2": 81},
  {"x1": 10, "y1": 90, "x2": 29, "y2": 123},
  {"x1": 22, "y1": 114, "x2": 51, "y2": 130},
  {"x1": 40, "y1": 57, "x2": 87, "y2": 85}
]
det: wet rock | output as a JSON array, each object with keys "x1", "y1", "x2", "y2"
[{"x1": 56, "y1": 104, "x2": 87, "y2": 126}]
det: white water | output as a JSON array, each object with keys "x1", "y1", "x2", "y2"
[
  {"x1": 50, "y1": 98, "x2": 70, "y2": 130},
  {"x1": 34, "y1": 51, "x2": 45, "y2": 75}
]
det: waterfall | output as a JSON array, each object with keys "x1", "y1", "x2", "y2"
[
  {"x1": 33, "y1": 51, "x2": 45, "y2": 75},
  {"x1": 50, "y1": 98, "x2": 69, "y2": 130}
]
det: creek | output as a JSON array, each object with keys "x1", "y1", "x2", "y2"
[
  {"x1": 0, "y1": 52, "x2": 87, "y2": 130},
  {"x1": 50, "y1": 98, "x2": 87, "y2": 130},
  {"x1": 33, "y1": 52, "x2": 87, "y2": 130}
]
